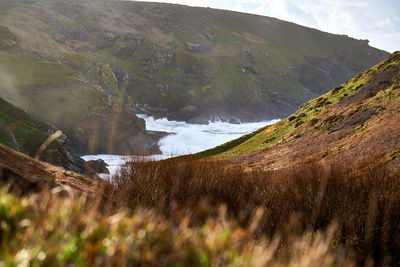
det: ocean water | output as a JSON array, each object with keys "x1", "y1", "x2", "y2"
[
  {"x1": 83, "y1": 115, "x2": 280, "y2": 179},
  {"x1": 137, "y1": 114, "x2": 280, "y2": 156}
]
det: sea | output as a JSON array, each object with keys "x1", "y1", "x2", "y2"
[{"x1": 82, "y1": 114, "x2": 279, "y2": 179}]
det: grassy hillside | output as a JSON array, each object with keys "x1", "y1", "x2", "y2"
[
  {"x1": 0, "y1": 25, "x2": 158, "y2": 155},
  {"x1": 0, "y1": 26, "x2": 103, "y2": 129},
  {"x1": 0, "y1": 0, "x2": 389, "y2": 123},
  {"x1": 1, "y1": 52, "x2": 400, "y2": 266},
  {"x1": 199, "y1": 52, "x2": 400, "y2": 170},
  {"x1": 0, "y1": 97, "x2": 86, "y2": 172}
]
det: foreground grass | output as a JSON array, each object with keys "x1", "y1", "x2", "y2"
[
  {"x1": 106, "y1": 157, "x2": 400, "y2": 266},
  {"x1": 1, "y1": 154, "x2": 400, "y2": 266},
  {"x1": 0, "y1": 186, "x2": 351, "y2": 266}
]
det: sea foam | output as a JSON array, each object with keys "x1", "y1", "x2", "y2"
[{"x1": 83, "y1": 114, "x2": 280, "y2": 178}]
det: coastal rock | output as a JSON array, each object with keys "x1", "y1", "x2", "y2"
[
  {"x1": 84, "y1": 159, "x2": 109, "y2": 177},
  {"x1": 241, "y1": 46, "x2": 251, "y2": 56},
  {"x1": 185, "y1": 42, "x2": 212, "y2": 53},
  {"x1": 114, "y1": 69, "x2": 129, "y2": 82},
  {"x1": 67, "y1": 100, "x2": 163, "y2": 156},
  {"x1": 101, "y1": 31, "x2": 120, "y2": 42},
  {"x1": 114, "y1": 44, "x2": 137, "y2": 58},
  {"x1": 188, "y1": 116, "x2": 210, "y2": 125},
  {"x1": 87, "y1": 63, "x2": 119, "y2": 95}
]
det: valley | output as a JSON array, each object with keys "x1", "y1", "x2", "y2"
[{"x1": 0, "y1": 1, "x2": 399, "y2": 265}]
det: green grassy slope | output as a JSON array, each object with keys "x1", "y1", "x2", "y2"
[
  {"x1": 0, "y1": 24, "x2": 151, "y2": 155},
  {"x1": 0, "y1": 97, "x2": 84, "y2": 171},
  {"x1": 0, "y1": 0, "x2": 389, "y2": 122},
  {"x1": 0, "y1": 25, "x2": 102, "y2": 129},
  {"x1": 199, "y1": 51, "x2": 400, "y2": 159}
]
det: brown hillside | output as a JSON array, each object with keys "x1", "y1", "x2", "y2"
[
  {"x1": 0, "y1": 143, "x2": 101, "y2": 194},
  {"x1": 208, "y1": 52, "x2": 400, "y2": 171}
]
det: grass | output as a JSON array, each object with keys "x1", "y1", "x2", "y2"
[
  {"x1": 0, "y1": 97, "x2": 79, "y2": 167},
  {"x1": 0, "y1": 52, "x2": 104, "y2": 128},
  {"x1": 1, "y1": 155, "x2": 400, "y2": 265},
  {"x1": 201, "y1": 52, "x2": 397, "y2": 159},
  {"x1": 0, "y1": 0, "x2": 389, "y2": 122},
  {"x1": 0, "y1": 185, "x2": 349, "y2": 267},
  {"x1": 0, "y1": 26, "x2": 16, "y2": 49},
  {"x1": 198, "y1": 125, "x2": 270, "y2": 157},
  {"x1": 104, "y1": 156, "x2": 400, "y2": 265},
  {"x1": 0, "y1": 52, "x2": 76, "y2": 86}
]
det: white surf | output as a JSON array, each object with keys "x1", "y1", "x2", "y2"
[{"x1": 83, "y1": 115, "x2": 280, "y2": 179}]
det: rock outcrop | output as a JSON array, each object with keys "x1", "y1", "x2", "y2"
[{"x1": 68, "y1": 97, "x2": 163, "y2": 155}]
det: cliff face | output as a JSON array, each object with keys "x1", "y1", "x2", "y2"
[
  {"x1": 200, "y1": 52, "x2": 400, "y2": 172},
  {"x1": 0, "y1": 0, "x2": 389, "y2": 124},
  {"x1": 68, "y1": 96, "x2": 163, "y2": 155}
]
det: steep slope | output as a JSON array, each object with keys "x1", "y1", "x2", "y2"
[
  {"x1": 0, "y1": 96, "x2": 86, "y2": 172},
  {"x1": 0, "y1": 143, "x2": 100, "y2": 194},
  {"x1": 0, "y1": 0, "x2": 388, "y2": 123},
  {"x1": 0, "y1": 25, "x2": 162, "y2": 155},
  {"x1": 200, "y1": 52, "x2": 400, "y2": 171}
]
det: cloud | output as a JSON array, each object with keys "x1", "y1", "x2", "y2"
[{"x1": 133, "y1": 0, "x2": 400, "y2": 52}]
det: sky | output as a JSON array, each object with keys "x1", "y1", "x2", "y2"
[{"x1": 136, "y1": 0, "x2": 400, "y2": 53}]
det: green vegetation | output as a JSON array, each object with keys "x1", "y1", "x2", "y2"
[
  {"x1": 0, "y1": 97, "x2": 76, "y2": 167},
  {"x1": 198, "y1": 125, "x2": 270, "y2": 157},
  {"x1": 385, "y1": 148, "x2": 400, "y2": 162},
  {"x1": 0, "y1": 26, "x2": 16, "y2": 49},
  {"x1": 0, "y1": 185, "x2": 348, "y2": 266},
  {"x1": 0, "y1": 0, "x2": 388, "y2": 122},
  {"x1": 0, "y1": 51, "x2": 104, "y2": 129},
  {"x1": 0, "y1": 53, "x2": 76, "y2": 86},
  {"x1": 201, "y1": 52, "x2": 399, "y2": 159}
]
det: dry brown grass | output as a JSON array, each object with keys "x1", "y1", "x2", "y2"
[
  {"x1": 93, "y1": 157, "x2": 400, "y2": 265},
  {"x1": 1, "y1": 144, "x2": 400, "y2": 265}
]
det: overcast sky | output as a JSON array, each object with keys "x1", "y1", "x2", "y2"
[{"x1": 137, "y1": 0, "x2": 399, "y2": 53}]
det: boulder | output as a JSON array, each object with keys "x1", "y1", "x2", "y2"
[
  {"x1": 188, "y1": 116, "x2": 210, "y2": 125},
  {"x1": 241, "y1": 46, "x2": 251, "y2": 56},
  {"x1": 185, "y1": 42, "x2": 212, "y2": 53},
  {"x1": 85, "y1": 159, "x2": 109, "y2": 177},
  {"x1": 114, "y1": 69, "x2": 129, "y2": 82}
]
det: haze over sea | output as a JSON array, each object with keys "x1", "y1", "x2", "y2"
[{"x1": 83, "y1": 115, "x2": 279, "y2": 178}]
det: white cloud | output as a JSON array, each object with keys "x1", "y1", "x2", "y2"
[{"x1": 133, "y1": 0, "x2": 400, "y2": 52}]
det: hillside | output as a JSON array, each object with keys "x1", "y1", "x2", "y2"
[
  {"x1": 0, "y1": 143, "x2": 100, "y2": 194},
  {"x1": 0, "y1": 25, "x2": 162, "y2": 155},
  {"x1": 0, "y1": 96, "x2": 87, "y2": 172},
  {"x1": 200, "y1": 52, "x2": 400, "y2": 171},
  {"x1": 0, "y1": 51, "x2": 400, "y2": 267},
  {"x1": 0, "y1": 0, "x2": 388, "y2": 124}
]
